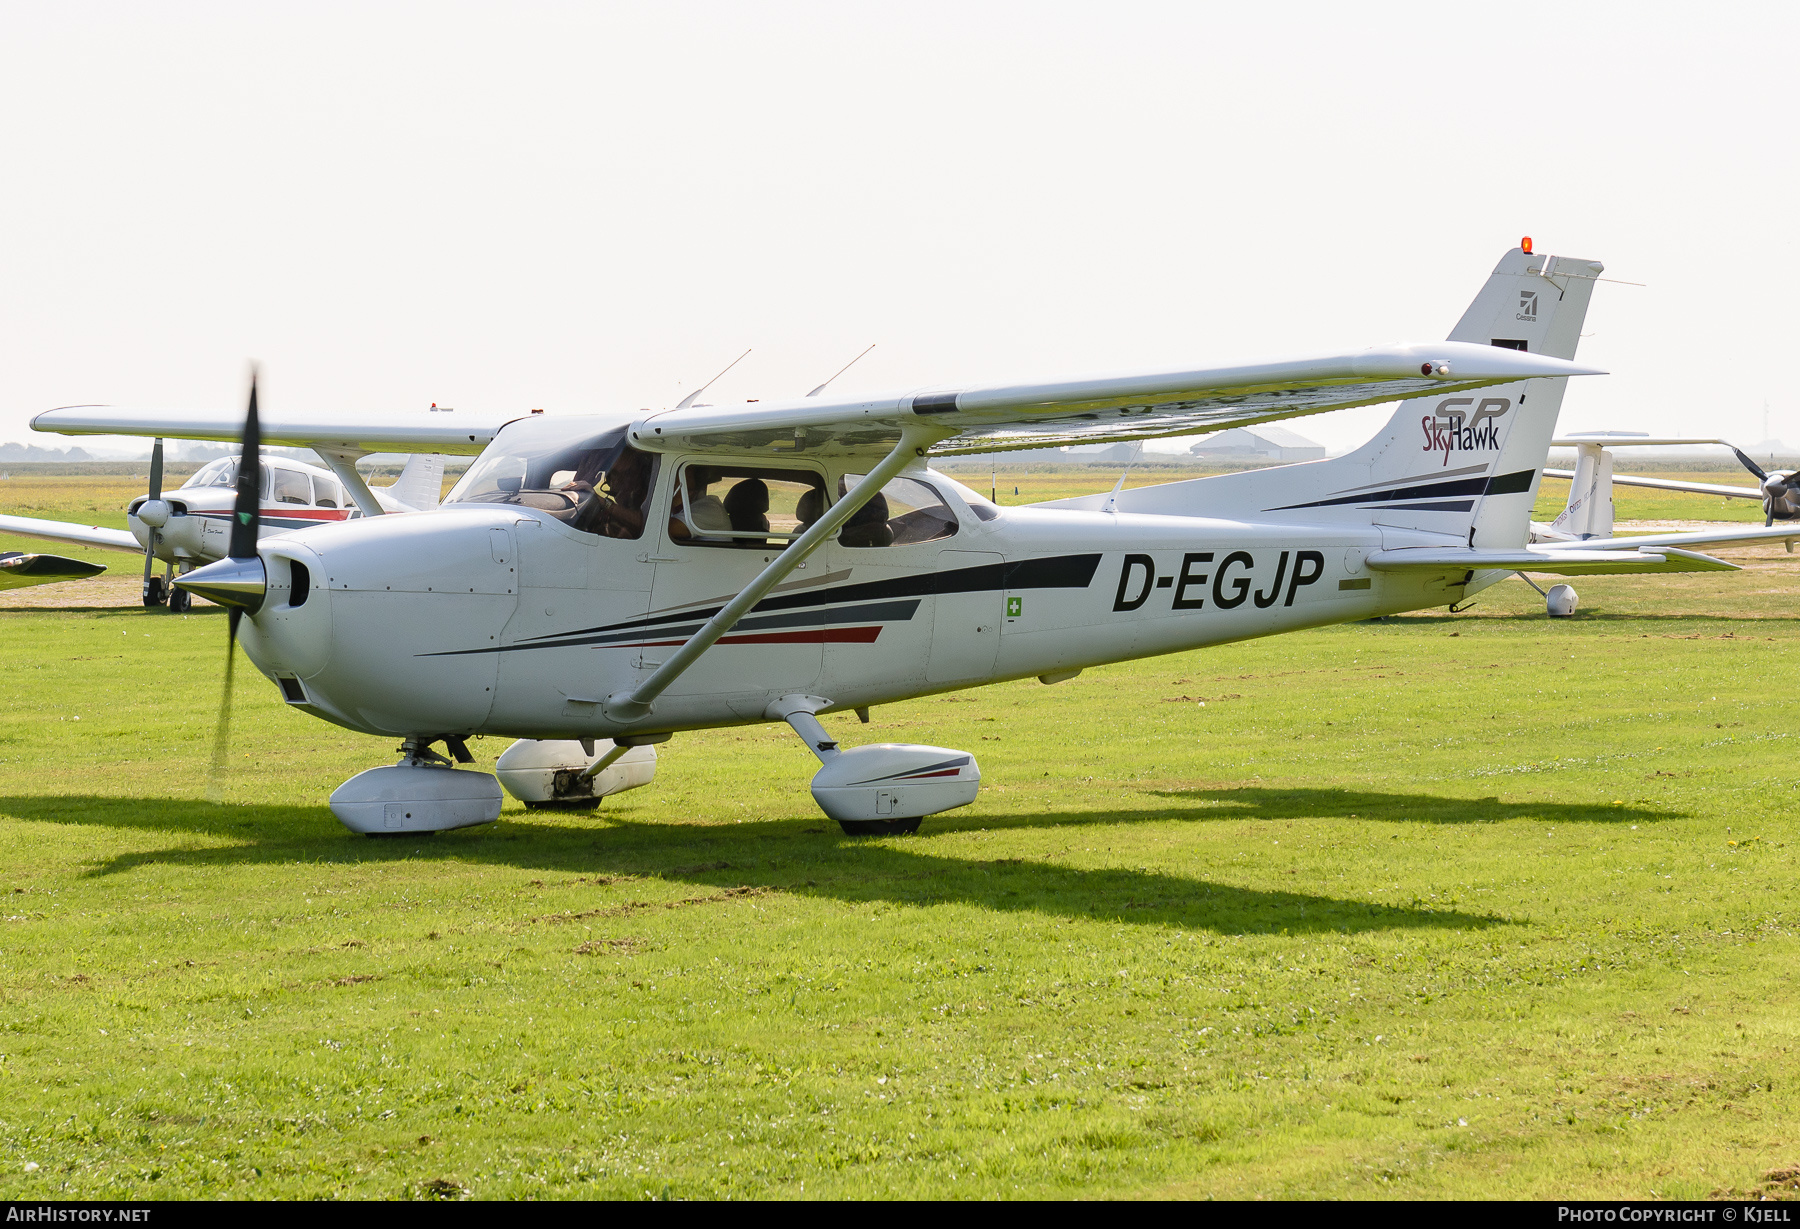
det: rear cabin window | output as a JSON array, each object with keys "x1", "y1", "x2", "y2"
[
  {"x1": 836, "y1": 475, "x2": 958, "y2": 547},
  {"x1": 271, "y1": 468, "x2": 312, "y2": 505},
  {"x1": 312, "y1": 475, "x2": 342, "y2": 509},
  {"x1": 670, "y1": 465, "x2": 828, "y2": 549}
]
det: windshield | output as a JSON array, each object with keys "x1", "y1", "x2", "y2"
[
  {"x1": 178, "y1": 456, "x2": 270, "y2": 499},
  {"x1": 182, "y1": 457, "x2": 236, "y2": 489},
  {"x1": 444, "y1": 418, "x2": 653, "y2": 540}
]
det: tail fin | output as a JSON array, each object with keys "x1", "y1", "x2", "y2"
[
  {"x1": 1050, "y1": 246, "x2": 1605, "y2": 550},
  {"x1": 1297, "y1": 248, "x2": 1604, "y2": 545},
  {"x1": 385, "y1": 453, "x2": 445, "y2": 512},
  {"x1": 1548, "y1": 442, "x2": 1616, "y2": 539}
]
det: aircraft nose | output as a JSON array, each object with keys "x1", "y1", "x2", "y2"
[{"x1": 176, "y1": 555, "x2": 267, "y2": 613}]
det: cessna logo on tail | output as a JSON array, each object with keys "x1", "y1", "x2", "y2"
[
  {"x1": 1422, "y1": 397, "x2": 1511, "y2": 466},
  {"x1": 1517, "y1": 290, "x2": 1538, "y2": 321}
]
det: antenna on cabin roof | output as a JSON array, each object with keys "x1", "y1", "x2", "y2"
[
  {"x1": 675, "y1": 349, "x2": 752, "y2": 411},
  {"x1": 807, "y1": 343, "x2": 876, "y2": 398}
]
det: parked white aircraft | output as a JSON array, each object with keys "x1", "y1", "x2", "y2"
[
  {"x1": 1543, "y1": 433, "x2": 1800, "y2": 533},
  {"x1": 0, "y1": 443, "x2": 449, "y2": 609},
  {"x1": 36, "y1": 245, "x2": 1792, "y2": 837}
]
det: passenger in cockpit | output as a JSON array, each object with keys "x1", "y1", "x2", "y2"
[
  {"x1": 794, "y1": 488, "x2": 823, "y2": 534},
  {"x1": 838, "y1": 492, "x2": 893, "y2": 548},
  {"x1": 723, "y1": 478, "x2": 770, "y2": 547},
  {"x1": 669, "y1": 466, "x2": 730, "y2": 542}
]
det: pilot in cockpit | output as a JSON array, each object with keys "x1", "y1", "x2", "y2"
[{"x1": 559, "y1": 445, "x2": 652, "y2": 539}]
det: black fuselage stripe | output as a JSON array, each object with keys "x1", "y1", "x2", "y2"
[
  {"x1": 526, "y1": 552, "x2": 1103, "y2": 643},
  {"x1": 424, "y1": 599, "x2": 926, "y2": 658},
  {"x1": 1269, "y1": 469, "x2": 1534, "y2": 511}
]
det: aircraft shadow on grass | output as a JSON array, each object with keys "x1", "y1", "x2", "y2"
[
  {"x1": 0, "y1": 794, "x2": 1517, "y2": 936},
  {"x1": 1365, "y1": 611, "x2": 1800, "y2": 626},
  {"x1": 1140, "y1": 786, "x2": 1679, "y2": 827}
]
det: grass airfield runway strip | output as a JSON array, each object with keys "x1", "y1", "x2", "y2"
[{"x1": 0, "y1": 471, "x2": 1798, "y2": 1199}]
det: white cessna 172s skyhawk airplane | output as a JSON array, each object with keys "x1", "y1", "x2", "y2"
[
  {"x1": 35, "y1": 244, "x2": 1800, "y2": 837},
  {"x1": 0, "y1": 444, "x2": 447, "y2": 609}
]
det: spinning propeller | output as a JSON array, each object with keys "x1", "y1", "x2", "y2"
[
  {"x1": 172, "y1": 375, "x2": 269, "y2": 797},
  {"x1": 1727, "y1": 447, "x2": 1800, "y2": 527},
  {"x1": 139, "y1": 438, "x2": 164, "y2": 605}
]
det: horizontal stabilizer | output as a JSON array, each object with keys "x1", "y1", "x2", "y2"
[
  {"x1": 0, "y1": 514, "x2": 141, "y2": 553},
  {"x1": 0, "y1": 551, "x2": 108, "y2": 591},
  {"x1": 1540, "y1": 525, "x2": 1800, "y2": 554},
  {"x1": 1365, "y1": 546, "x2": 1737, "y2": 576}
]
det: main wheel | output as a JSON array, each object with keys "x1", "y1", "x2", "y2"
[
  {"x1": 167, "y1": 587, "x2": 192, "y2": 613},
  {"x1": 522, "y1": 799, "x2": 602, "y2": 811},
  {"x1": 836, "y1": 816, "x2": 923, "y2": 836}
]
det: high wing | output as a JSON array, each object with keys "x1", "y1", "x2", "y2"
[
  {"x1": 1366, "y1": 545, "x2": 1737, "y2": 577},
  {"x1": 0, "y1": 551, "x2": 108, "y2": 591},
  {"x1": 1543, "y1": 468, "x2": 1761, "y2": 500},
  {"x1": 30, "y1": 406, "x2": 513, "y2": 456},
  {"x1": 628, "y1": 342, "x2": 1600, "y2": 457},
  {"x1": 0, "y1": 514, "x2": 141, "y2": 553}
]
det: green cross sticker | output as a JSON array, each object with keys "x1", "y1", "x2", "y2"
[{"x1": 1006, "y1": 596, "x2": 1023, "y2": 618}]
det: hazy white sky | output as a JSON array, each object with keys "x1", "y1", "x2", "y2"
[{"x1": 3, "y1": 0, "x2": 1796, "y2": 456}]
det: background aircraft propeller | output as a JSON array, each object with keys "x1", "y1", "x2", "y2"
[
  {"x1": 139, "y1": 437, "x2": 164, "y2": 606},
  {"x1": 1727, "y1": 446, "x2": 1799, "y2": 526}
]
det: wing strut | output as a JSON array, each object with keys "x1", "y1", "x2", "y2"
[
  {"x1": 314, "y1": 448, "x2": 385, "y2": 517},
  {"x1": 604, "y1": 423, "x2": 945, "y2": 723}
]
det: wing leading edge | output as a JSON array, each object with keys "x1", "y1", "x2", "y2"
[
  {"x1": 629, "y1": 341, "x2": 1601, "y2": 458},
  {"x1": 0, "y1": 514, "x2": 141, "y2": 553},
  {"x1": 31, "y1": 406, "x2": 513, "y2": 457}
]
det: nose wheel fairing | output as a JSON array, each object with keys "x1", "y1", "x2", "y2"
[{"x1": 330, "y1": 758, "x2": 504, "y2": 835}]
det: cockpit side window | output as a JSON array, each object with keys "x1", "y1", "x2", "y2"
[
  {"x1": 669, "y1": 464, "x2": 828, "y2": 549},
  {"x1": 443, "y1": 424, "x2": 656, "y2": 540},
  {"x1": 836, "y1": 475, "x2": 959, "y2": 547}
]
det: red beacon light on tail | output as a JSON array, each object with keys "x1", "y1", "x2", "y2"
[{"x1": 1521, "y1": 237, "x2": 1534, "y2": 254}]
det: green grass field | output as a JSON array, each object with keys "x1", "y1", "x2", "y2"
[{"x1": 0, "y1": 472, "x2": 1797, "y2": 1199}]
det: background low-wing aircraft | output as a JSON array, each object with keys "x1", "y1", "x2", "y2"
[
  {"x1": 0, "y1": 441, "x2": 452, "y2": 608},
  {"x1": 1543, "y1": 433, "x2": 1800, "y2": 532},
  {"x1": 38, "y1": 243, "x2": 1772, "y2": 838},
  {"x1": 1519, "y1": 432, "x2": 1800, "y2": 614}
]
